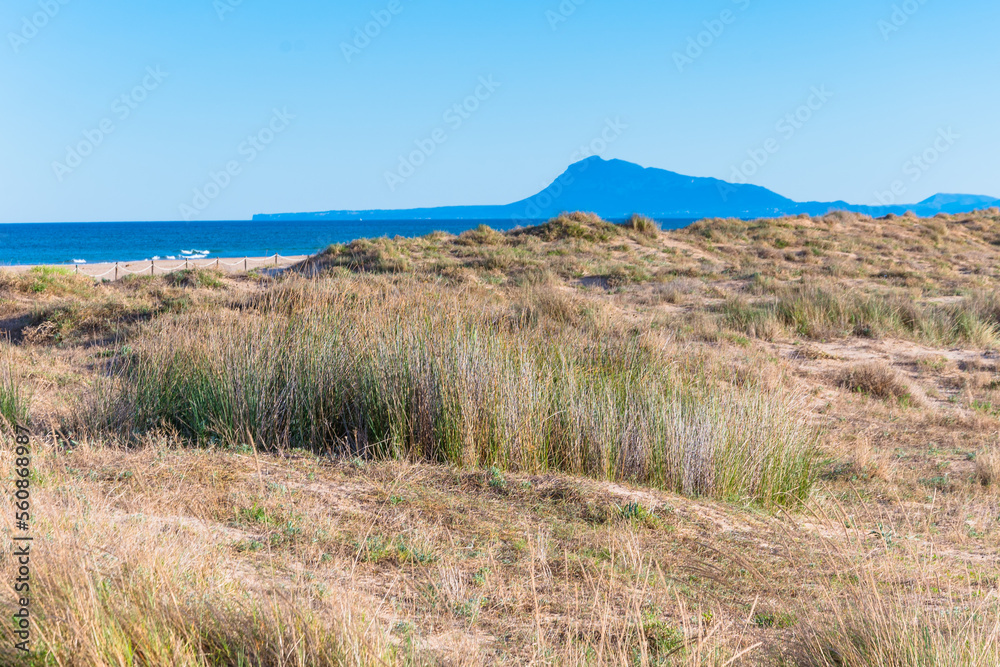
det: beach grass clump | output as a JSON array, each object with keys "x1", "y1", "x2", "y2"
[
  {"x1": 621, "y1": 214, "x2": 660, "y2": 238},
  {"x1": 165, "y1": 268, "x2": 225, "y2": 289},
  {"x1": 26, "y1": 298, "x2": 156, "y2": 344},
  {"x1": 523, "y1": 212, "x2": 620, "y2": 243},
  {"x1": 838, "y1": 362, "x2": 913, "y2": 404},
  {"x1": 94, "y1": 289, "x2": 815, "y2": 507},
  {"x1": 456, "y1": 224, "x2": 507, "y2": 246},
  {"x1": 0, "y1": 350, "x2": 29, "y2": 429},
  {"x1": 321, "y1": 239, "x2": 414, "y2": 274},
  {"x1": 720, "y1": 296, "x2": 784, "y2": 341}
]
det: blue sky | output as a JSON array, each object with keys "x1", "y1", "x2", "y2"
[{"x1": 1, "y1": 0, "x2": 997, "y2": 222}]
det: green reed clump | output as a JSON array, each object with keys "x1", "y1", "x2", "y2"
[
  {"x1": 94, "y1": 297, "x2": 815, "y2": 507},
  {"x1": 0, "y1": 350, "x2": 29, "y2": 429}
]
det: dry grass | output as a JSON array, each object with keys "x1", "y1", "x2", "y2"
[
  {"x1": 838, "y1": 362, "x2": 914, "y2": 403},
  {"x1": 0, "y1": 438, "x2": 398, "y2": 667},
  {"x1": 2, "y1": 210, "x2": 1000, "y2": 664},
  {"x1": 975, "y1": 447, "x2": 1000, "y2": 488},
  {"x1": 788, "y1": 498, "x2": 1000, "y2": 667}
]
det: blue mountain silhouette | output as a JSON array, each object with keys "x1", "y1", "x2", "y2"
[{"x1": 254, "y1": 157, "x2": 998, "y2": 222}]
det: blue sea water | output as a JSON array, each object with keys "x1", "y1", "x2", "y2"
[{"x1": 0, "y1": 218, "x2": 698, "y2": 266}]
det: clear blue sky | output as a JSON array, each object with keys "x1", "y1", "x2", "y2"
[{"x1": 1, "y1": 0, "x2": 997, "y2": 222}]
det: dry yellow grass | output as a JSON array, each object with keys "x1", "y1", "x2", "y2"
[
  {"x1": 838, "y1": 361, "x2": 915, "y2": 403},
  {"x1": 1, "y1": 210, "x2": 999, "y2": 665},
  {"x1": 976, "y1": 446, "x2": 1000, "y2": 488}
]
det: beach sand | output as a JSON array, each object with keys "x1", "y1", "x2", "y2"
[{"x1": 1, "y1": 255, "x2": 310, "y2": 280}]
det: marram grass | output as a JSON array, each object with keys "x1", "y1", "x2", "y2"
[{"x1": 95, "y1": 294, "x2": 816, "y2": 507}]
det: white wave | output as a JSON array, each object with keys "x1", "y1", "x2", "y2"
[{"x1": 72, "y1": 259, "x2": 86, "y2": 264}]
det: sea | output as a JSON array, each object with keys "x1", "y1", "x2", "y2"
[{"x1": 0, "y1": 218, "x2": 699, "y2": 266}]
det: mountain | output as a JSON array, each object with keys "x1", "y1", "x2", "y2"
[
  {"x1": 914, "y1": 193, "x2": 1000, "y2": 214},
  {"x1": 253, "y1": 158, "x2": 998, "y2": 222}
]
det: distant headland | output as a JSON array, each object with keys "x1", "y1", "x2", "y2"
[{"x1": 253, "y1": 157, "x2": 999, "y2": 223}]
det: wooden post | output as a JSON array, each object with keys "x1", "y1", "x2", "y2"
[
  {"x1": 114, "y1": 263, "x2": 119, "y2": 281},
  {"x1": 274, "y1": 254, "x2": 278, "y2": 266},
  {"x1": 185, "y1": 259, "x2": 188, "y2": 270},
  {"x1": 244, "y1": 258, "x2": 248, "y2": 272},
  {"x1": 151, "y1": 261, "x2": 155, "y2": 276}
]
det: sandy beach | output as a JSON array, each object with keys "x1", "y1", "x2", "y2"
[{"x1": 1, "y1": 255, "x2": 309, "y2": 280}]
